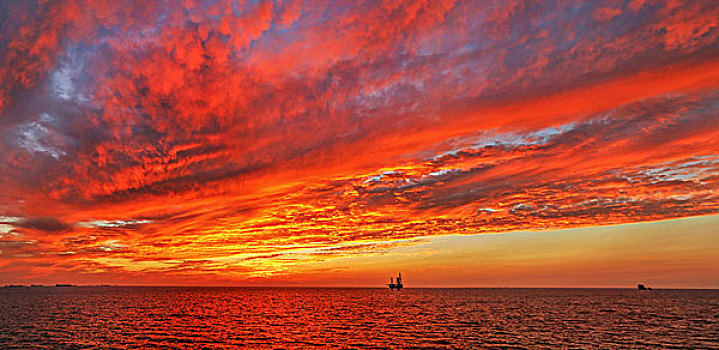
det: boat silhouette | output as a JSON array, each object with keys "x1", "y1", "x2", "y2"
[{"x1": 388, "y1": 272, "x2": 403, "y2": 290}]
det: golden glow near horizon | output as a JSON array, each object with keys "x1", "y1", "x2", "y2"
[
  {"x1": 0, "y1": 0, "x2": 718, "y2": 286},
  {"x1": 303, "y1": 215, "x2": 719, "y2": 288}
]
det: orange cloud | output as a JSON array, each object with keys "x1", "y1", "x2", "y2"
[{"x1": 0, "y1": 0, "x2": 717, "y2": 284}]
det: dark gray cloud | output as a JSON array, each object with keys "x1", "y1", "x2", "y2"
[{"x1": 18, "y1": 217, "x2": 72, "y2": 232}]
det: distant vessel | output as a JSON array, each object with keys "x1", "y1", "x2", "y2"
[
  {"x1": 637, "y1": 284, "x2": 652, "y2": 290},
  {"x1": 55, "y1": 284, "x2": 75, "y2": 287},
  {"x1": 388, "y1": 272, "x2": 403, "y2": 290}
]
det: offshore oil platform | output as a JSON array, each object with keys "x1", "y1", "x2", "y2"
[{"x1": 387, "y1": 272, "x2": 403, "y2": 290}]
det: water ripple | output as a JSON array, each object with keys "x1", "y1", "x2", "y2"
[{"x1": 0, "y1": 288, "x2": 717, "y2": 349}]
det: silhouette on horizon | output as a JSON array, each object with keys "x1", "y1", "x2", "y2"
[
  {"x1": 637, "y1": 283, "x2": 652, "y2": 290},
  {"x1": 388, "y1": 272, "x2": 403, "y2": 290}
]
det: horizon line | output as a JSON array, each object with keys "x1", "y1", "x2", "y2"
[{"x1": 3, "y1": 284, "x2": 718, "y2": 290}]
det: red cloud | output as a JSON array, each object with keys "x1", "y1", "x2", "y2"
[{"x1": 0, "y1": 0, "x2": 717, "y2": 283}]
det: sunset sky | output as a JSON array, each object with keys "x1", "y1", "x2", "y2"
[{"x1": 0, "y1": 0, "x2": 717, "y2": 287}]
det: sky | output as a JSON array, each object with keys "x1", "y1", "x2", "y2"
[{"x1": 0, "y1": 0, "x2": 717, "y2": 287}]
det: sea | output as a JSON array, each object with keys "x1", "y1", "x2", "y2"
[{"x1": 0, "y1": 287, "x2": 717, "y2": 349}]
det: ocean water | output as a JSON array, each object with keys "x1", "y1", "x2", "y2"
[{"x1": 0, "y1": 287, "x2": 717, "y2": 349}]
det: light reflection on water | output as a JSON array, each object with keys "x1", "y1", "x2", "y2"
[{"x1": 1, "y1": 287, "x2": 717, "y2": 349}]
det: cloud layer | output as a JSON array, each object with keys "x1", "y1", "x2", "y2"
[{"x1": 0, "y1": 0, "x2": 717, "y2": 282}]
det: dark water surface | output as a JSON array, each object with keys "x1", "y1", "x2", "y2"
[{"x1": 1, "y1": 287, "x2": 717, "y2": 349}]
